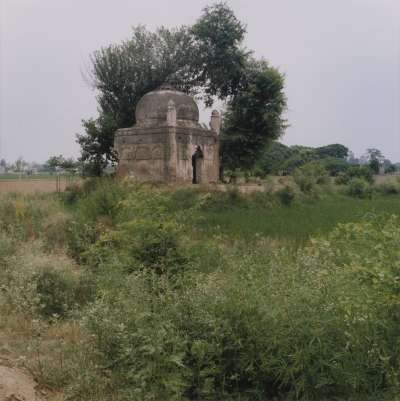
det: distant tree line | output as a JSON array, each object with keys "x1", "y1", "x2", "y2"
[
  {"x1": 0, "y1": 156, "x2": 81, "y2": 175},
  {"x1": 253, "y1": 143, "x2": 399, "y2": 178}
]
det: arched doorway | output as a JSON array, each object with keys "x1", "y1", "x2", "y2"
[{"x1": 192, "y1": 146, "x2": 204, "y2": 184}]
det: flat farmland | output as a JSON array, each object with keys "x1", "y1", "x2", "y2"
[{"x1": 0, "y1": 177, "x2": 76, "y2": 194}]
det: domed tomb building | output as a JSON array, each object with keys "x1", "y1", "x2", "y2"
[{"x1": 114, "y1": 86, "x2": 221, "y2": 184}]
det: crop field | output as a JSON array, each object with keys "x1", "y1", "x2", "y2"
[{"x1": 198, "y1": 193, "x2": 400, "y2": 244}]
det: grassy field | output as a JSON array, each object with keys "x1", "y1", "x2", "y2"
[
  {"x1": 197, "y1": 194, "x2": 400, "y2": 244},
  {"x1": 0, "y1": 173, "x2": 57, "y2": 180}
]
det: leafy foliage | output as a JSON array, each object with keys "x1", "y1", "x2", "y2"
[
  {"x1": 315, "y1": 143, "x2": 349, "y2": 159},
  {"x1": 46, "y1": 155, "x2": 79, "y2": 173},
  {"x1": 78, "y1": 4, "x2": 286, "y2": 175},
  {"x1": 77, "y1": 115, "x2": 119, "y2": 176},
  {"x1": 255, "y1": 142, "x2": 350, "y2": 176},
  {"x1": 276, "y1": 185, "x2": 296, "y2": 205},
  {"x1": 376, "y1": 178, "x2": 400, "y2": 195},
  {"x1": 191, "y1": 2, "x2": 247, "y2": 105},
  {"x1": 3, "y1": 181, "x2": 400, "y2": 401},
  {"x1": 335, "y1": 165, "x2": 374, "y2": 185},
  {"x1": 255, "y1": 141, "x2": 295, "y2": 175},
  {"x1": 221, "y1": 60, "x2": 287, "y2": 170},
  {"x1": 346, "y1": 177, "x2": 372, "y2": 198},
  {"x1": 293, "y1": 162, "x2": 329, "y2": 192}
]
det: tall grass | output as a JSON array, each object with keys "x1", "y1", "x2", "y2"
[{"x1": 196, "y1": 193, "x2": 400, "y2": 244}]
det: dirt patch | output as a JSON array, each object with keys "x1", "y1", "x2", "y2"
[{"x1": 0, "y1": 366, "x2": 41, "y2": 401}]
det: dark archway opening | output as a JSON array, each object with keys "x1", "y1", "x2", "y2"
[{"x1": 192, "y1": 146, "x2": 204, "y2": 184}]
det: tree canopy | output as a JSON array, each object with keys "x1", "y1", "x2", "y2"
[
  {"x1": 221, "y1": 59, "x2": 287, "y2": 170},
  {"x1": 255, "y1": 142, "x2": 351, "y2": 176},
  {"x1": 77, "y1": 2, "x2": 287, "y2": 175}
]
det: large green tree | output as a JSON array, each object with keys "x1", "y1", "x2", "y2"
[
  {"x1": 221, "y1": 59, "x2": 287, "y2": 170},
  {"x1": 77, "y1": 2, "x2": 286, "y2": 175},
  {"x1": 77, "y1": 26, "x2": 195, "y2": 175},
  {"x1": 315, "y1": 144, "x2": 349, "y2": 160}
]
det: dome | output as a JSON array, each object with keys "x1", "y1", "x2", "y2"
[{"x1": 135, "y1": 86, "x2": 199, "y2": 125}]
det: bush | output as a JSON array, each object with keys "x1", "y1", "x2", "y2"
[
  {"x1": 64, "y1": 178, "x2": 131, "y2": 262},
  {"x1": 34, "y1": 267, "x2": 95, "y2": 319},
  {"x1": 63, "y1": 182, "x2": 84, "y2": 205},
  {"x1": 346, "y1": 178, "x2": 372, "y2": 198},
  {"x1": 0, "y1": 238, "x2": 95, "y2": 319},
  {"x1": 75, "y1": 177, "x2": 127, "y2": 223},
  {"x1": 318, "y1": 157, "x2": 349, "y2": 176},
  {"x1": 334, "y1": 171, "x2": 348, "y2": 185},
  {"x1": 336, "y1": 165, "x2": 374, "y2": 185},
  {"x1": 83, "y1": 274, "x2": 188, "y2": 401},
  {"x1": 276, "y1": 185, "x2": 295, "y2": 206},
  {"x1": 34, "y1": 270, "x2": 75, "y2": 318},
  {"x1": 376, "y1": 179, "x2": 400, "y2": 195},
  {"x1": 84, "y1": 218, "x2": 189, "y2": 279},
  {"x1": 78, "y1": 215, "x2": 400, "y2": 401},
  {"x1": 293, "y1": 162, "x2": 329, "y2": 192},
  {"x1": 0, "y1": 195, "x2": 49, "y2": 240},
  {"x1": 128, "y1": 220, "x2": 188, "y2": 276},
  {"x1": 42, "y1": 211, "x2": 71, "y2": 251}
]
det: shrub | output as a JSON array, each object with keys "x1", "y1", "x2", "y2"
[
  {"x1": 82, "y1": 273, "x2": 188, "y2": 401},
  {"x1": 84, "y1": 218, "x2": 189, "y2": 278},
  {"x1": 276, "y1": 185, "x2": 295, "y2": 206},
  {"x1": 191, "y1": 188, "x2": 245, "y2": 211},
  {"x1": 334, "y1": 171, "x2": 347, "y2": 185},
  {"x1": 336, "y1": 165, "x2": 374, "y2": 185},
  {"x1": 0, "y1": 196, "x2": 45, "y2": 240},
  {"x1": 318, "y1": 157, "x2": 349, "y2": 176},
  {"x1": 42, "y1": 211, "x2": 71, "y2": 251},
  {"x1": 63, "y1": 182, "x2": 84, "y2": 205},
  {"x1": 169, "y1": 188, "x2": 200, "y2": 211},
  {"x1": 0, "y1": 238, "x2": 95, "y2": 319},
  {"x1": 75, "y1": 177, "x2": 127, "y2": 223},
  {"x1": 293, "y1": 162, "x2": 329, "y2": 192},
  {"x1": 128, "y1": 220, "x2": 188, "y2": 276},
  {"x1": 385, "y1": 164, "x2": 396, "y2": 174},
  {"x1": 34, "y1": 270, "x2": 75, "y2": 318},
  {"x1": 376, "y1": 179, "x2": 400, "y2": 195},
  {"x1": 80, "y1": 216, "x2": 400, "y2": 400},
  {"x1": 346, "y1": 178, "x2": 372, "y2": 198},
  {"x1": 64, "y1": 178, "x2": 131, "y2": 261},
  {"x1": 34, "y1": 268, "x2": 95, "y2": 319}
]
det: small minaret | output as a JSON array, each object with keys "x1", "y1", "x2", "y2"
[
  {"x1": 210, "y1": 110, "x2": 221, "y2": 135},
  {"x1": 167, "y1": 99, "x2": 176, "y2": 126}
]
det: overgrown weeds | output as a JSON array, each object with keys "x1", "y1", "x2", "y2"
[{"x1": 1, "y1": 180, "x2": 400, "y2": 400}]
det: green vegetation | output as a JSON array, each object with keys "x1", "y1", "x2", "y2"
[
  {"x1": 0, "y1": 173, "x2": 56, "y2": 180},
  {"x1": 255, "y1": 142, "x2": 350, "y2": 176},
  {"x1": 197, "y1": 193, "x2": 400, "y2": 244},
  {"x1": 1, "y1": 179, "x2": 400, "y2": 400},
  {"x1": 78, "y1": 3, "x2": 286, "y2": 174}
]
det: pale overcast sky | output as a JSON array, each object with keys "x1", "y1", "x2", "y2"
[{"x1": 1, "y1": 0, "x2": 399, "y2": 162}]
